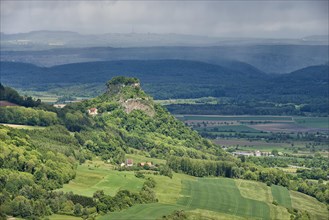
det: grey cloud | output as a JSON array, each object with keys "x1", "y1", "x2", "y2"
[{"x1": 0, "y1": 0, "x2": 328, "y2": 38}]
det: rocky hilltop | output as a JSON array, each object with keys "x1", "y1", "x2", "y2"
[{"x1": 104, "y1": 76, "x2": 155, "y2": 116}]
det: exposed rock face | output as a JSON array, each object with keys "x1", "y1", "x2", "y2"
[
  {"x1": 105, "y1": 76, "x2": 155, "y2": 116},
  {"x1": 121, "y1": 98, "x2": 155, "y2": 117}
]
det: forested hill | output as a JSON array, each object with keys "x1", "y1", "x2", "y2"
[
  {"x1": 1, "y1": 78, "x2": 328, "y2": 219},
  {"x1": 0, "y1": 59, "x2": 267, "y2": 86},
  {"x1": 0, "y1": 83, "x2": 41, "y2": 107},
  {"x1": 1, "y1": 45, "x2": 328, "y2": 73},
  {"x1": 0, "y1": 77, "x2": 228, "y2": 218},
  {"x1": 1, "y1": 60, "x2": 328, "y2": 106}
]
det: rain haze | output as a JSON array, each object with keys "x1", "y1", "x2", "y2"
[{"x1": 1, "y1": 0, "x2": 328, "y2": 38}]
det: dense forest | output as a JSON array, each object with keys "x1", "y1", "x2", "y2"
[
  {"x1": 1, "y1": 77, "x2": 328, "y2": 219},
  {"x1": 0, "y1": 83, "x2": 41, "y2": 107},
  {"x1": 1, "y1": 61, "x2": 328, "y2": 115}
]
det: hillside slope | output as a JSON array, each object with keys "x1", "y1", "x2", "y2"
[
  {"x1": 1, "y1": 79, "x2": 328, "y2": 219},
  {"x1": 0, "y1": 78, "x2": 228, "y2": 219}
]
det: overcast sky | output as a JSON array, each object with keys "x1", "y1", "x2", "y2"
[{"x1": 1, "y1": 0, "x2": 328, "y2": 38}]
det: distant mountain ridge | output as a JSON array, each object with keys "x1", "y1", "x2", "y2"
[
  {"x1": 1, "y1": 60, "x2": 327, "y2": 101},
  {"x1": 0, "y1": 59, "x2": 266, "y2": 85},
  {"x1": 1, "y1": 45, "x2": 328, "y2": 73}
]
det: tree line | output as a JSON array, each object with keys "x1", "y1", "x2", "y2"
[{"x1": 167, "y1": 156, "x2": 329, "y2": 204}]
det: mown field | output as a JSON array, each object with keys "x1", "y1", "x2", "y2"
[
  {"x1": 98, "y1": 203, "x2": 185, "y2": 220},
  {"x1": 54, "y1": 159, "x2": 329, "y2": 220},
  {"x1": 178, "y1": 178, "x2": 270, "y2": 219},
  {"x1": 271, "y1": 185, "x2": 292, "y2": 208},
  {"x1": 67, "y1": 161, "x2": 326, "y2": 220}
]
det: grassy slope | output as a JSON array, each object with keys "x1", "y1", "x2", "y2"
[
  {"x1": 236, "y1": 179, "x2": 290, "y2": 220},
  {"x1": 97, "y1": 172, "x2": 194, "y2": 220},
  {"x1": 146, "y1": 173, "x2": 195, "y2": 204},
  {"x1": 290, "y1": 190, "x2": 329, "y2": 220},
  {"x1": 48, "y1": 214, "x2": 82, "y2": 220},
  {"x1": 60, "y1": 160, "x2": 144, "y2": 197},
  {"x1": 186, "y1": 209, "x2": 247, "y2": 220},
  {"x1": 98, "y1": 203, "x2": 185, "y2": 220},
  {"x1": 177, "y1": 178, "x2": 270, "y2": 220},
  {"x1": 57, "y1": 160, "x2": 328, "y2": 220},
  {"x1": 271, "y1": 185, "x2": 292, "y2": 208}
]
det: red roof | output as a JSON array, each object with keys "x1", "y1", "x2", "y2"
[
  {"x1": 89, "y1": 108, "x2": 97, "y2": 112},
  {"x1": 126, "y1": 159, "x2": 133, "y2": 164}
]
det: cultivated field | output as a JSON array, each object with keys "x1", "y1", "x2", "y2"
[
  {"x1": 271, "y1": 185, "x2": 292, "y2": 208},
  {"x1": 178, "y1": 115, "x2": 328, "y2": 133},
  {"x1": 181, "y1": 114, "x2": 328, "y2": 157},
  {"x1": 178, "y1": 178, "x2": 270, "y2": 219},
  {"x1": 56, "y1": 160, "x2": 328, "y2": 220},
  {"x1": 294, "y1": 117, "x2": 329, "y2": 129},
  {"x1": 179, "y1": 115, "x2": 293, "y2": 122},
  {"x1": 235, "y1": 179, "x2": 290, "y2": 219},
  {"x1": 249, "y1": 123, "x2": 328, "y2": 133}
]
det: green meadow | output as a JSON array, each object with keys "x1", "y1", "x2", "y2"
[
  {"x1": 98, "y1": 203, "x2": 185, "y2": 220},
  {"x1": 60, "y1": 161, "x2": 144, "y2": 197},
  {"x1": 57, "y1": 161, "x2": 328, "y2": 220},
  {"x1": 48, "y1": 214, "x2": 82, "y2": 220},
  {"x1": 271, "y1": 185, "x2": 292, "y2": 208},
  {"x1": 177, "y1": 178, "x2": 270, "y2": 219},
  {"x1": 290, "y1": 190, "x2": 329, "y2": 220}
]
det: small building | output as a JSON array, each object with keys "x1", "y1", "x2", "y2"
[
  {"x1": 88, "y1": 108, "x2": 98, "y2": 116},
  {"x1": 233, "y1": 151, "x2": 254, "y2": 157},
  {"x1": 132, "y1": 82, "x2": 140, "y2": 88},
  {"x1": 126, "y1": 159, "x2": 133, "y2": 167},
  {"x1": 120, "y1": 163, "x2": 125, "y2": 167},
  {"x1": 255, "y1": 151, "x2": 262, "y2": 157},
  {"x1": 53, "y1": 104, "x2": 66, "y2": 108}
]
